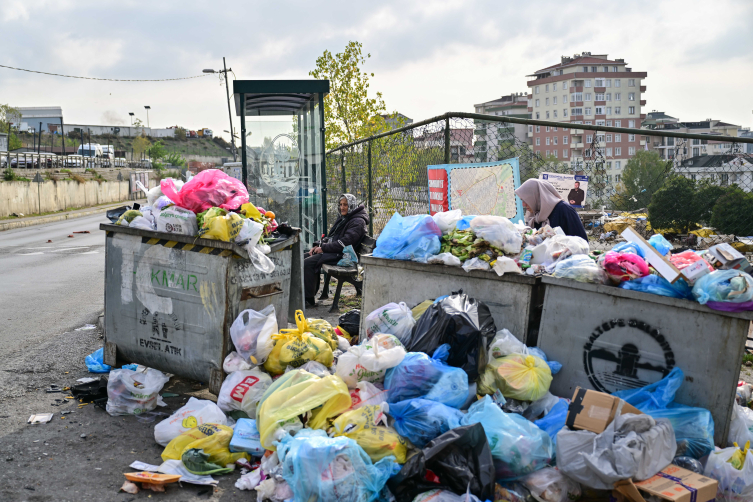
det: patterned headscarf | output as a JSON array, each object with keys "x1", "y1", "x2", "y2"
[{"x1": 338, "y1": 194, "x2": 358, "y2": 215}]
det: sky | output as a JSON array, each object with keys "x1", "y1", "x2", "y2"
[{"x1": 1, "y1": 0, "x2": 752, "y2": 144}]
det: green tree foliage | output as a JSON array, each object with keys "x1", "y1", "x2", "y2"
[
  {"x1": 647, "y1": 176, "x2": 699, "y2": 232},
  {"x1": 132, "y1": 135, "x2": 151, "y2": 157},
  {"x1": 615, "y1": 151, "x2": 669, "y2": 211},
  {"x1": 309, "y1": 41, "x2": 388, "y2": 150},
  {"x1": 710, "y1": 188, "x2": 753, "y2": 236},
  {"x1": 164, "y1": 152, "x2": 187, "y2": 167},
  {"x1": 695, "y1": 181, "x2": 735, "y2": 226},
  {"x1": 148, "y1": 140, "x2": 167, "y2": 160},
  {"x1": 0, "y1": 104, "x2": 22, "y2": 150},
  {"x1": 174, "y1": 127, "x2": 187, "y2": 139}
]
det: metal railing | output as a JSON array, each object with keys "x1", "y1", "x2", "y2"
[{"x1": 0, "y1": 152, "x2": 129, "y2": 170}]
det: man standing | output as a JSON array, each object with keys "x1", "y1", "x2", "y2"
[{"x1": 567, "y1": 181, "x2": 585, "y2": 207}]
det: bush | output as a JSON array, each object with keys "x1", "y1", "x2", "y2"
[
  {"x1": 72, "y1": 174, "x2": 86, "y2": 184},
  {"x1": 695, "y1": 182, "x2": 736, "y2": 226},
  {"x1": 710, "y1": 188, "x2": 753, "y2": 236},
  {"x1": 647, "y1": 176, "x2": 698, "y2": 232}
]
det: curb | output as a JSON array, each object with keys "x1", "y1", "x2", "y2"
[{"x1": 0, "y1": 202, "x2": 139, "y2": 232}]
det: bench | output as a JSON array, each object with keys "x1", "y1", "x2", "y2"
[{"x1": 319, "y1": 236, "x2": 376, "y2": 313}]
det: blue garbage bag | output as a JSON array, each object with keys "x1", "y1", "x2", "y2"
[
  {"x1": 534, "y1": 398, "x2": 569, "y2": 446},
  {"x1": 527, "y1": 347, "x2": 563, "y2": 375},
  {"x1": 648, "y1": 234, "x2": 673, "y2": 256},
  {"x1": 85, "y1": 347, "x2": 111, "y2": 373},
  {"x1": 373, "y1": 213, "x2": 442, "y2": 262},
  {"x1": 461, "y1": 396, "x2": 553, "y2": 481},
  {"x1": 384, "y1": 344, "x2": 469, "y2": 409},
  {"x1": 692, "y1": 269, "x2": 753, "y2": 305},
  {"x1": 277, "y1": 429, "x2": 398, "y2": 502},
  {"x1": 387, "y1": 398, "x2": 464, "y2": 448},
  {"x1": 337, "y1": 245, "x2": 358, "y2": 267},
  {"x1": 455, "y1": 215, "x2": 477, "y2": 231},
  {"x1": 619, "y1": 275, "x2": 693, "y2": 300},
  {"x1": 612, "y1": 241, "x2": 646, "y2": 258},
  {"x1": 613, "y1": 367, "x2": 684, "y2": 411}
]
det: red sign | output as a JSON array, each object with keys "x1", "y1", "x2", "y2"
[
  {"x1": 230, "y1": 375, "x2": 260, "y2": 402},
  {"x1": 428, "y1": 168, "x2": 449, "y2": 215}
]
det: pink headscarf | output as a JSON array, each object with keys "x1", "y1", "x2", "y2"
[{"x1": 515, "y1": 179, "x2": 564, "y2": 227}]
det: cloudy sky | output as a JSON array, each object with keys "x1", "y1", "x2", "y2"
[{"x1": 2, "y1": 0, "x2": 752, "y2": 143}]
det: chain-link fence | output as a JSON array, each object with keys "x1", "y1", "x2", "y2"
[{"x1": 325, "y1": 112, "x2": 753, "y2": 250}]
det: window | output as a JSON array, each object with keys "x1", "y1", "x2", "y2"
[
  {"x1": 615, "y1": 161, "x2": 621, "y2": 169},
  {"x1": 585, "y1": 80, "x2": 592, "y2": 87},
  {"x1": 690, "y1": 174, "x2": 697, "y2": 181},
  {"x1": 586, "y1": 135, "x2": 593, "y2": 143},
  {"x1": 529, "y1": 125, "x2": 533, "y2": 133},
  {"x1": 563, "y1": 109, "x2": 568, "y2": 117},
  {"x1": 606, "y1": 107, "x2": 612, "y2": 115},
  {"x1": 692, "y1": 139, "x2": 701, "y2": 145},
  {"x1": 573, "y1": 92, "x2": 583, "y2": 101},
  {"x1": 615, "y1": 174, "x2": 621, "y2": 183},
  {"x1": 606, "y1": 79, "x2": 612, "y2": 87},
  {"x1": 546, "y1": 97, "x2": 550, "y2": 106},
  {"x1": 585, "y1": 107, "x2": 592, "y2": 116},
  {"x1": 553, "y1": 150, "x2": 558, "y2": 158},
  {"x1": 545, "y1": 84, "x2": 549, "y2": 92},
  {"x1": 596, "y1": 120, "x2": 605, "y2": 126},
  {"x1": 606, "y1": 134, "x2": 612, "y2": 142},
  {"x1": 563, "y1": 81, "x2": 568, "y2": 89},
  {"x1": 546, "y1": 111, "x2": 550, "y2": 119},
  {"x1": 536, "y1": 138, "x2": 540, "y2": 146},
  {"x1": 535, "y1": 86, "x2": 540, "y2": 94},
  {"x1": 615, "y1": 106, "x2": 621, "y2": 114},
  {"x1": 595, "y1": 93, "x2": 605, "y2": 101},
  {"x1": 563, "y1": 149, "x2": 568, "y2": 158},
  {"x1": 629, "y1": 134, "x2": 636, "y2": 142},
  {"x1": 546, "y1": 150, "x2": 550, "y2": 157},
  {"x1": 585, "y1": 120, "x2": 592, "y2": 125},
  {"x1": 615, "y1": 93, "x2": 621, "y2": 100},
  {"x1": 572, "y1": 108, "x2": 583, "y2": 115},
  {"x1": 605, "y1": 93, "x2": 611, "y2": 101},
  {"x1": 628, "y1": 106, "x2": 636, "y2": 114},
  {"x1": 535, "y1": 99, "x2": 540, "y2": 107},
  {"x1": 628, "y1": 120, "x2": 635, "y2": 128},
  {"x1": 595, "y1": 106, "x2": 604, "y2": 115},
  {"x1": 628, "y1": 147, "x2": 636, "y2": 155},
  {"x1": 615, "y1": 147, "x2": 622, "y2": 156},
  {"x1": 553, "y1": 110, "x2": 558, "y2": 118},
  {"x1": 585, "y1": 93, "x2": 592, "y2": 101},
  {"x1": 536, "y1": 125, "x2": 540, "y2": 133},
  {"x1": 563, "y1": 94, "x2": 568, "y2": 103},
  {"x1": 553, "y1": 96, "x2": 557, "y2": 105},
  {"x1": 615, "y1": 134, "x2": 621, "y2": 142},
  {"x1": 591, "y1": 66, "x2": 597, "y2": 72},
  {"x1": 607, "y1": 175, "x2": 612, "y2": 184},
  {"x1": 553, "y1": 83, "x2": 557, "y2": 91},
  {"x1": 582, "y1": 66, "x2": 588, "y2": 72},
  {"x1": 563, "y1": 135, "x2": 569, "y2": 144},
  {"x1": 606, "y1": 161, "x2": 612, "y2": 169},
  {"x1": 612, "y1": 66, "x2": 618, "y2": 72},
  {"x1": 553, "y1": 127, "x2": 558, "y2": 131},
  {"x1": 628, "y1": 93, "x2": 635, "y2": 101},
  {"x1": 546, "y1": 126, "x2": 550, "y2": 132},
  {"x1": 553, "y1": 136, "x2": 558, "y2": 145},
  {"x1": 605, "y1": 66, "x2": 610, "y2": 72},
  {"x1": 536, "y1": 112, "x2": 540, "y2": 119},
  {"x1": 606, "y1": 148, "x2": 613, "y2": 156},
  {"x1": 606, "y1": 120, "x2": 612, "y2": 126},
  {"x1": 615, "y1": 80, "x2": 621, "y2": 88},
  {"x1": 693, "y1": 147, "x2": 700, "y2": 156},
  {"x1": 546, "y1": 137, "x2": 550, "y2": 145},
  {"x1": 597, "y1": 134, "x2": 605, "y2": 142},
  {"x1": 628, "y1": 79, "x2": 635, "y2": 86}
]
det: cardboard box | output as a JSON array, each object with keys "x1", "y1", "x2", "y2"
[
  {"x1": 707, "y1": 243, "x2": 753, "y2": 273},
  {"x1": 680, "y1": 259, "x2": 711, "y2": 284},
  {"x1": 634, "y1": 465, "x2": 718, "y2": 502},
  {"x1": 567, "y1": 387, "x2": 642, "y2": 433}
]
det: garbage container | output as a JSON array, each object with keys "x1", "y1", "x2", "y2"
[
  {"x1": 100, "y1": 223, "x2": 304, "y2": 394},
  {"x1": 358, "y1": 255, "x2": 544, "y2": 345},
  {"x1": 535, "y1": 275, "x2": 753, "y2": 446}
]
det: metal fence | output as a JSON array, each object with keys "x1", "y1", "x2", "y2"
[
  {"x1": 325, "y1": 112, "x2": 753, "y2": 248},
  {"x1": 1, "y1": 151, "x2": 130, "y2": 170}
]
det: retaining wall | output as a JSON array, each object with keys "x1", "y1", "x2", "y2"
[{"x1": 0, "y1": 180, "x2": 132, "y2": 217}]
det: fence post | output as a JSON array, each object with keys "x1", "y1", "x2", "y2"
[
  {"x1": 341, "y1": 152, "x2": 346, "y2": 194},
  {"x1": 444, "y1": 117, "x2": 451, "y2": 164},
  {"x1": 367, "y1": 142, "x2": 374, "y2": 235}
]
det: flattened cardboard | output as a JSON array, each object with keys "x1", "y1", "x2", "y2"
[
  {"x1": 567, "y1": 387, "x2": 642, "y2": 433},
  {"x1": 621, "y1": 227, "x2": 683, "y2": 283},
  {"x1": 634, "y1": 465, "x2": 718, "y2": 502}
]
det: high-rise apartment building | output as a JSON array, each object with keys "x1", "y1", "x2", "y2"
[
  {"x1": 526, "y1": 52, "x2": 647, "y2": 181},
  {"x1": 474, "y1": 92, "x2": 530, "y2": 161}
]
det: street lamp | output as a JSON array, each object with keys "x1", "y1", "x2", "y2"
[
  {"x1": 204, "y1": 58, "x2": 237, "y2": 161},
  {"x1": 144, "y1": 106, "x2": 151, "y2": 128},
  {"x1": 129, "y1": 112, "x2": 134, "y2": 126}
]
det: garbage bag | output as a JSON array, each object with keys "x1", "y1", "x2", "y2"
[
  {"x1": 196, "y1": 207, "x2": 243, "y2": 242},
  {"x1": 235, "y1": 217, "x2": 264, "y2": 246},
  {"x1": 181, "y1": 448, "x2": 235, "y2": 476},
  {"x1": 349, "y1": 381, "x2": 389, "y2": 411},
  {"x1": 106, "y1": 205, "x2": 129, "y2": 223},
  {"x1": 492, "y1": 256, "x2": 522, "y2": 276},
  {"x1": 729, "y1": 403, "x2": 753, "y2": 448},
  {"x1": 373, "y1": 212, "x2": 442, "y2": 262},
  {"x1": 332, "y1": 405, "x2": 408, "y2": 463},
  {"x1": 336, "y1": 334, "x2": 406, "y2": 388},
  {"x1": 461, "y1": 257, "x2": 491, "y2": 272},
  {"x1": 216, "y1": 368, "x2": 272, "y2": 418},
  {"x1": 256, "y1": 370, "x2": 351, "y2": 450},
  {"x1": 338, "y1": 245, "x2": 359, "y2": 267},
  {"x1": 106, "y1": 367, "x2": 170, "y2": 416},
  {"x1": 552, "y1": 255, "x2": 608, "y2": 284},
  {"x1": 155, "y1": 205, "x2": 198, "y2": 235},
  {"x1": 364, "y1": 302, "x2": 416, "y2": 344},
  {"x1": 672, "y1": 456, "x2": 704, "y2": 474},
  {"x1": 384, "y1": 345, "x2": 469, "y2": 409},
  {"x1": 427, "y1": 252, "x2": 463, "y2": 267},
  {"x1": 295, "y1": 313, "x2": 339, "y2": 351},
  {"x1": 704, "y1": 446, "x2": 753, "y2": 502},
  {"x1": 387, "y1": 399, "x2": 464, "y2": 448},
  {"x1": 479, "y1": 353, "x2": 552, "y2": 402},
  {"x1": 693, "y1": 269, "x2": 753, "y2": 305},
  {"x1": 461, "y1": 396, "x2": 553, "y2": 480},
  {"x1": 556, "y1": 413, "x2": 677, "y2": 490},
  {"x1": 521, "y1": 391, "x2": 561, "y2": 420},
  {"x1": 612, "y1": 241, "x2": 645, "y2": 258},
  {"x1": 455, "y1": 215, "x2": 477, "y2": 230},
  {"x1": 534, "y1": 399, "x2": 569, "y2": 446},
  {"x1": 601, "y1": 251, "x2": 650, "y2": 284},
  {"x1": 161, "y1": 423, "x2": 249, "y2": 466},
  {"x1": 531, "y1": 234, "x2": 589, "y2": 267},
  {"x1": 407, "y1": 292, "x2": 496, "y2": 381},
  {"x1": 154, "y1": 397, "x2": 227, "y2": 446},
  {"x1": 222, "y1": 351, "x2": 253, "y2": 373},
  {"x1": 229, "y1": 305, "x2": 277, "y2": 365},
  {"x1": 670, "y1": 249, "x2": 714, "y2": 272},
  {"x1": 229, "y1": 418, "x2": 264, "y2": 456},
  {"x1": 264, "y1": 311, "x2": 335, "y2": 375},
  {"x1": 521, "y1": 467, "x2": 581, "y2": 502},
  {"x1": 612, "y1": 366, "x2": 684, "y2": 411},
  {"x1": 432, "y1": 209, "x2": 463, "y2": 235},
  {"x1": 648, "y1": 234, "x2": 673, "y2": 256},
  {"x1": 469, "y1": 215, "x2": 523, "y2": 254},
  {"x1": 619, "y1": 274, "x2": 693, "y2": 299},
  {"x1": 277, "y1": 428, "x2": 397, "y2": 502},
  {"x1": 85, "y1": 347, "x2": 111, "y2": 373},
  {"x1": 337, "y1": 309, "x2": 361, "y2": 342},
  {"x1": 160, "y1": 168, "x2": 249, "y2": 214},
  {"x1": 489, "y1": 329, "x2": 527, "y2": 358},
  {"x1": 128, "y1": 215, "x2": 155, "y2": 230},
  {"x1": 650, "y1": 406, "x2": 714, "y2": 459},
  {"x1": 116, "y1": 209, "x2": 142, "y2": 225},
  {"x1": 387, "y1": 423, "x2": 495, "y2": 502}
]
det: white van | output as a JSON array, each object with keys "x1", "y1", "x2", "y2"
[{"x1": 77, "y1": 143, "x2": 103, "y2": 158}]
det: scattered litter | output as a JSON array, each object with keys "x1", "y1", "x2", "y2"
[
  {"x1": 28, "y1": 413, "x2": 53, "y2": 424},
  {"x1": 76, "y1": 377, "x2": 98, "y2": 384},
  {"x1": 75, "y1": 324, "x2": 97, "y2": 331},
  {"x1": 67, "y1": 235, "x2": 74, "y2": 238},
  {"x1": 73, "y1": 231, "x2": 91, "y2": 234}
]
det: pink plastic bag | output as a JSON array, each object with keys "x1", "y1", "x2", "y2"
[
  {"x1": 670, "y1": 250, "x2": 714, "y2": 272},
  {"x1": 161, "y1": 169, "x2": 249, "y2": 214},
  {"x1": 602, "y1": 251, "x2": 650, "y2": 283}
]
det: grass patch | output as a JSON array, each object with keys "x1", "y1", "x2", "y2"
[
  {"x1": 340, "y1": 295, "x2": 362, "y2": 309},
  {"x1": 743, "y1": 354, "x2": 753, "y2": 365},
  {"x1": 2, "y1": 168, "x2": 30, "y2": 182},
  {"x1": 71, "y1": 174, "x2": 87, "y2": 184},
  {"x1": 60, "y1": 168, "x2": 72, "y2": 174}
]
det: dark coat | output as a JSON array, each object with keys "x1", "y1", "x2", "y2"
[
  {"x1": 320, "y1": 205, "x2": 369, "y2": 254},
  {"x1": 537, "y1": 201, "x2": 588, "y2": 241}
]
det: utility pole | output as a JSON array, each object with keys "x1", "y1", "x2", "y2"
[
  {"x1": 223, "y1": 58, "x2": 237, "y2": 161},
  {"x1": 38, "y1": 122, "x2": 42, "y2": 155},
  {"x1": 60, "y1": 117, "x2": 66, "y2": 156}
]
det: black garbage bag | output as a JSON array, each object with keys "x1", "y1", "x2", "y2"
[
  {"x1": 407, "y1": 291, "x2": 496, "y2": 381},
  {"x1": 106, "y1": 206, "x2": 130, "y2": 223},
  {"x1": 387, "y1": 423, "x2": 495, "y2": 502},
  {"x1": 337, "y1": 309, "x2": 361, "y2": 340}
]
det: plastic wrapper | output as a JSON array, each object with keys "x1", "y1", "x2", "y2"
[
  {"x1": 128, "y1": 215, "x2": 156, "y2": 230},
  {"x1": 197, "y1": 207, "x2": 243, "y2": 242},
  {"x1": 373, "y1": 213, "x2": 442, "y2": 262},
  {"x1": 692, "y1": 269, "x2": 753, "y2": 305},
  {"x1": 217, "y1": 369, "x2": 272, "y2": 416},
  {"x1": 229, "y1": 418, "x2": 264, "y2": 456},
  {"x1": 494, "y1": 483, "x2": 531, "y2": 502},
  {"x1": 461, "y1": 257, "x2": 491, "y2": 272},
  {"x1": 331, "y1": 405, "x2": 408, "y2": 463},
  {"x1": 117, "y1": 209, "x2": 142, "y2": 225},
  {"x1": 236, "y1": 217, "x2": 264, "y2": 247},
  {"x1": 469, "y1": 215, "x2": 523, "y2": 255},
  {"x1": 154, "y1": 397, "x2": 227, "y2": 446},
  {"x1": 106, "y1": 367, "x2": 170, "y2": 416},
  {"x1": 522, "y1": 391, "x2": 561, "y2": 421},
  {"x1": 648, "y1": 234, "x2": 673, "y2": 256},
  {"x1": 462, "y1": 396, "x2": 553, "y2": 480},
  {"x1": 364, "y1": 302, "x2": 415, "y2": 345},
  {"x1": 612, "y1": 241, "x2": 646, "y2": 258},
  {"x1": 613, "y1": 366, "x2": 683, "y2": 411},
  {"x1": 670, "y1": 249, "x2": 713, "y2": 271},
  {"x1": 384, "y1": 345, "x2": 469, "y2": 409},
  {"x1": 387, "y1": 423, "x2": 495, "y2": 502},
  {"x1": 427, "y1": 253, "x2": 462, "y2": 267},
  {"x1": 277, "y1": 429, "x2": 397, "y2": 502},
  {"x1": 336, "y1": 334, "x2": 406, "y2": 388},
  {"x1": 230, "y1": 305, "x2": 277, "y2": 365},
  {"x1": 222, "y1": 351, "x2": 253, "y2": 373},
  {"x1": 155, "y1": 206, "x2": 198, "y2": 236},
  {"x1": 161, "y1": 423, "x2": 249, "y2": 466},
  {"x1": 432, "y1": 209, "x2": 463, "y2": 234},
  {"x1": 349, "y1": 381, "x2": 389, "y2": 411},
  {"x1": 531, "y1": 234, "x2": 589, "y2": 266},
  {"x1": 407, "y1": 292, "x2": 496, "y2": 382},
  {"x1": 619, "y1": 275, "x2": 693, "y2": 300},
  {"x1": 338, "y1": 245, "x2": 359, "y2": 266},
  {"x1": 478, "y1": 353, "x2": 552, "y2": 402},
  {"x1": 534, "y1": 399, "x2": 569, "y2": 446},
  {"x1": 601, "y1": 251, "x2": 650, "y2": 283},
  {"x1": 493, "y1": 256, "x2": 522, "y2": 276},
  {"x1": 85, "y1": 347, "x2": 111, "y2": 373},
  {"x1": 521, "y1": 467, "x2": 581, "y2": 502},
  {"x1": 387, "y1": 398, "x2": 463, "y2": 448},
  {"x1": 160, "y1": 168, "x2": 249, "y2": 214},
  {"x1": 672, "y1": 456, "x2": 704, "y2": 474},
  {"x1": 704, "y1": 446, "x2": 753, "y2": 502},
  {"x1": 551, "y1": 255, "x2": 608, "y2": 284}
]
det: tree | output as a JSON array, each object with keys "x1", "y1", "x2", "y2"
[
  {"x1": 695, "y1": 181, "x2": 736, "y2": 226},
  {"x1": 148, "y1": 140, "x2": 167, "y2": 160},
  {"x1": 174, "y1": 127, "x2": 186, "y2": 140},
  {"x1": 0, "y1": 104, "x2": 22, "y2": 150},
  {"x1": 647, "y1": 176, "x2": 699, "y2": 232},
  {"x1": 614, "y1": 151, "x2": 669, "y2": 211},
  {"x1": 309, "y1": 41, "x2": 388, "y2": 151},
  {"x1": 164, "y1": 152, "x2": 187, "y2": 168},
  {"x1": 132, "y1": 135, "x2": 151, "y2": 158},
  {"x1": 711, "y1": 188, "x2": 753, "y2": 236}
]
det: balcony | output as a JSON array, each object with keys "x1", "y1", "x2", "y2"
[
  {"x1": 640, "y1": 86, "x2": 646, "y2": 92},
  {"x1": 640, "y1": 140, "x2": 646, "y2": 146},
  {"x1": 640, "y1": 100, "x2": 646, "y2": 106},
  {"x1": 572, "y1": 142, "x2": 584, "y2": 148},
  {"x1": 570, "y1": 129, "x2": 584, "y2": 134}
]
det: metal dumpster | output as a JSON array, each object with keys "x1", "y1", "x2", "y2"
[
  {"x1": 100, "y1": 223, "x2": 304, "y2": 394},
  {"x1": 358, "y1": 255, "x2": 544, "y2": 344},
  {"x1": 536, "y1": 276, "x2": 753, "y2": 446}
]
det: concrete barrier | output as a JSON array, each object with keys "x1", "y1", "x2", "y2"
[{"x1": 0, "y1": 180, "x2": 132, "y2": 217}]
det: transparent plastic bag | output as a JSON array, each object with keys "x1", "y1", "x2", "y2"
[
  {"x1": 432, "y1": 209, "x2": 463, "y2": 234},
  {"x1": 160, "y1": 168, "x2": 249, "y2": 214},
  {"x1": 106, "y1": 367, "x2": 170, "y2": 416},
  {"x1": 482, "y1": 353, "x2": 552, "y2": 402},
  {"x1": 462, "y1": 257, "x2": 490, "y2": 272},
  {"x1": 387, "y1": 398, "x2": 464, "y2": 448},
  {"x1": 332, "y1": 405, "x2": 408, "y2": 463},
  {"x1": 364, "y1": 302, "x2": 416, "y2": 344},
  {"x1": 349, "y1": 381, "x2": 389, "y2": 411},
  {"x1": 521, "y1": 467, "x2": 581, "y2": 502},
  {"x1": 692, "y1": 270, "x2": 753, "y2": 305},
  {"x1": 531, "y1": 234, "x2": 589, "y2": 266},
  {"x1": 222, "y1": 351, "x2": 253, "y2": 373},
  {"x1": 230, "y1": 305, "x2": 277, "y2": 365},
  {"x1": 236, "y1": 218, "x2": 264, "y2": 246},
  {"x1": 492, "y1": 256, "x2": 522, "y2": 276},
  {"x1": 729, "y1": 403, "x2": 753, "y2": 448},
  {"x1": 552, "y1": 255, "x2": 608, "y2": 284},
  {"x1": 129, "y1": 215, "x2": 155, "y2": 231},
  {"x1": 216, "y1": 369, "x2": 272, "y2": 415},
  {"x1": 336, "y1": 334, "x2": 406, "y2": 388},
  {"x1": 154, "y1": 397, "x2": 227, "y2": 446},
  {"x1": 245, "y1": 242, "x2": 275, "y2": 274},
  {"x1": 338, "y1": 245, "x2": 359, "y2": 267},
  {"x1": 455, "y1": 215, "x2": 477, "y2": 230},
  {"x1": 704, "y1": 446, "x2": 753, "y2": 502},
  {"x1": 488, "y1": 329, "x2": 527, "y2": 359},
  {"x1": 469, "y1": 215, "x2": 523, "y2": 254},
  {"x1": 648, "y1": 234, "x2": 673, "y2": 256},
  {"x1": 613, "y1": 366, "x2": 683, "y2": 411},
  {"x1": 373, "y1": 213, "x2": 442, "y2": 262},
  {"x1": 427, "y1": 253, "x2": 462, "y2": 267},
  {"x1": 619, "y1": 274, "x2": 693, "y2": 299},
  {"x1": 612, "y1": 241, "x2": 645, "y2": 258}
]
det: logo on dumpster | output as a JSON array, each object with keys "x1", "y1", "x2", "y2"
[{"x1": 583, "y1": 319, "x2": 675, "y2": 394}]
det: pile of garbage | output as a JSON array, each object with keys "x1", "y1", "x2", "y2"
[
  {"x1": 107, "y1": 169, "x2": 287, "y2": 273},
  {"x1": 373, "y1": 209, "x2": 753, "y2": 312},
  {"x1": 99, "y1": 289, "x2": 753, "y2": 501}
]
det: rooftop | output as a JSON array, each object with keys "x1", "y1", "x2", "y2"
[
  {"x1": 529, "y1": 52, "x2": 627, "y2": 76},
  {"x1": 680, "y1": 154, "x2": 752, "y2": 168}
]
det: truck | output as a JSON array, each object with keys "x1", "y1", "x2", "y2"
[
  {"x1": 77, "y1": 143, "x2": 103, "y2": 158},
  {"x1": 188, "y1": 130, "x2": 198, "y2": 138},
  {"x1": 197, "y1": 128, "x2": 213, "y2": 138}
]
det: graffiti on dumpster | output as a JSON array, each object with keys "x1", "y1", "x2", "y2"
[
  {"x1": 138, "y1": 308, "x2": 183, "y2": 356},
  {"x1": 232, "y1": 255, "x2": 291, "y2": 285},
  {"x1": 583, "y1": 318, "x2": 675, "y2": 394}
]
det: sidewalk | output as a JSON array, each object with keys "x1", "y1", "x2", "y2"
[{"x1": 0, "y1": 199, "x2": 146, "y2": 232}]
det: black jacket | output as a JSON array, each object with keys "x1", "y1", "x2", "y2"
[
  {"x1": 540, "y1": 201, "x2": 588, "y2": 241},
  {"x1": 320, "y1": 205, "x2": 369, "y2": 254}
]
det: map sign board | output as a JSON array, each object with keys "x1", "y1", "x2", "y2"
[
  {"x1": 539, "y1": 172, "x2": 589, "y2": 208},
  {"x1": 427, "y1": 158, "x2": 523, "y2": 222}
]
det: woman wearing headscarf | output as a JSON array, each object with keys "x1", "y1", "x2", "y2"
[
  {"x1": 303, "y1": 194, "x2": 369, "y2": 306},
  {"x1": 515, "y1": 179, "x2": 588, "y2": 240}
]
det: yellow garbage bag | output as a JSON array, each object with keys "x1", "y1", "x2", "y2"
[
  {"x1": 239, "y1": 202, "x2": 263, "y2": 222},
  {"x1": 263, "y1": 311, "x2": 335, "y2": 375},
  {"x1": 161, "y1": 423, "x2": 249, "y2": 466},
  {"x1": 331, "y1": 405, "x2": 408, "y2": 463},
  {"x1": 729, "y1": 441, "x2": 751, "y2": 470},
  {"x1": 287, "y1": 310, "x2": 337, "y2": 351},
  {"x1": 483, "y1": 354, "x2": 552, "y2": 402},
  {"x1": 256, "y1": 370, "x2": 351, "y2": 450},
  {"x1": 198, "y1": 208, "x2": 243, "y2": 242}
]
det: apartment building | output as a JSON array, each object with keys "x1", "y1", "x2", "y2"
[
  {"x1": 473, "y1": 92, "x2": 530, "y2": 161},
  {"x1": 642, "y1": 113, "x2": 743, "y2": 159},
  {"x1": 526, "y1": 52, "x2": 648, "y2": 185}
]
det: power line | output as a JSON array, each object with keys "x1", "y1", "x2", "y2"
[{"x1": 0, "y1": 64, "x2": 212, "y2": 82}]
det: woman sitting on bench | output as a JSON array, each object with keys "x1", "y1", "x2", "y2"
[{"x1": 304, "y1": 194, "x2": 369, "y2": 306}]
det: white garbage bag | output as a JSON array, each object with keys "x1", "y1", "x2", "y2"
[
  {"x1": 462, "y1": 257, "x2": 491, "y2": 272},
  {"x1": 531, "y1": 235, "x2": 589, "y2": 267},
  {"x1": 427, "y1": 253, "x2": 462, "y2": 267},
  {"x1": 217, "y1": 369, "x2": 272, "y2": 415},
  {"x1": 728, "y1": 403, "x2": 753, "y2": 447},
  {"x1": 363, "y1": 302, "x2": 415, "y2": 344},
  {"x1": 492, "y1": 257, "x2": 522, "y2": 276},
  {"x1": 129, "y1": 216, "x2": 155, "y2": 231},
  {"x1": 106, "y1": 367, "x2": 170, "y2": 416},
  {"x1": 154, "y1": 397, "x2": 227, "y2": 446},
  {"x1": 229, "y1": 306, "x2": 277, "y2": 365},
  {"x1": 704, "y1": 446, "x2": 753, "y2": 502},
  {"x1": 156, "y1": 206, "x2": 198, "y2": 236},
  {"x1": 432, "y1": 209, "x2": 463, "y2": 234},
  {"x1": 470, "y1": 215, "x2": 523, "y2": 254},
  {"x1": 335, "y1": 334, "x2": 406, "y2": 388},
  {"x1": 223, "y1": 351, "x2": 254, "y2": 373},
  {"x1": 488, "y1": 329, "x2": 528, "y2": 358}
]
